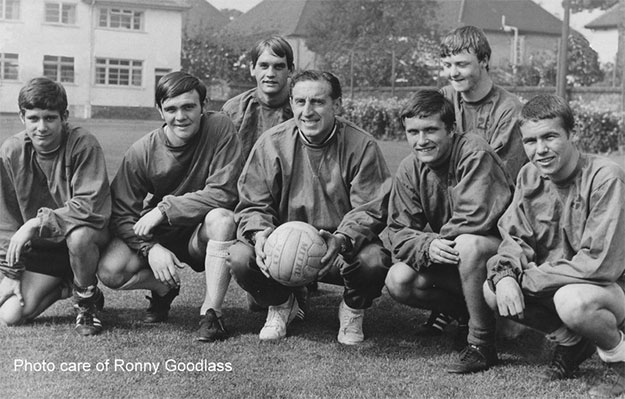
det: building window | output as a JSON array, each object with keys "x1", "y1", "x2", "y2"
[
  {"x1": 95, "y1": 58, "x2": 142, "y2": 86},
  {"x1": 1, "y1": 53, "x2": 18, "y2": 80},
  {"x1": 45, "y1": 3, "x2": 76, "y2": 25},
  {"x1": 98, "y1": 8, "x2": 143, "y2": 30},
  {"x1": 1, "y1": 0, "x2": 20, "y2": 20},
  {"x1": 43, "y1": 55, "x2": 74, "y2": 83}
]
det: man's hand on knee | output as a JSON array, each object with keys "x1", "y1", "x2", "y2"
[
  {"x1": 429, "y1": 238, "x2": 459, "y2": 265},
  {"x1": 134, "y1": 208, "x2": 164, "y2": 239},
  {"x1": 147, "y1": 244, "x2": 185, "y2": 289},
  {"x1": 495, "y1": 277, "x2": 525, "y2": 319},
  {"x1": 7, "y1": 218, "x2": 39, "y2": 266}
]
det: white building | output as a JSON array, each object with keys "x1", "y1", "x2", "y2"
[{"x1": 0, "y1": 0, "x2": 188, "y2": 118}]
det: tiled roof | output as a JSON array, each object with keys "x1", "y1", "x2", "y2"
[
  {"x1": 223, "y1": 0, "x2": 564, "y2": 38},
  {"x1": 434, "y1": 0, "x2": 563, "y2": 36},
  {"x1": 222, "y1": 0, "x2": 310, "y2": 37},
  {"x1": 185, "y1": 0, "x2": 228, "y2": 29},
  {"x1": 84, "y1": 0, "x2": 191, "y2": 11},
  {"x1": 585, "y1": 3, "x2": 622, "y2": 30}
]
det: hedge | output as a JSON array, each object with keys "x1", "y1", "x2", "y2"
[{"x1": 342, "y1": 97, "x2": 625, "y2": 153}]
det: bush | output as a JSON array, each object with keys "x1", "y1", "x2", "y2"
[
  {"x1": 343, "y1": 96, "x2": 625, "y2": 154},
  {"x1": 342, "y1": 97, "x2": 406, "y2": 140},
  {"x1": 571, "y1": 101, "x2": 624, "y2": 153}
]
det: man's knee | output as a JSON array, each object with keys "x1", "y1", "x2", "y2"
[
  {"x1": 97, "y1": 239, "x2": 138, "y2": 289},
  {"x1": 385, "y1": 262, "x2": 416, "y2": 297},
  {"x1": 66, "y1": 226, "x2": 110, "y2": 255},
  {"x1": 455, "y1": 234, "x2": 498, "y2": 276},
  {"x1": 226, "y1": 241, "x2": 255, "y2": 277},
  {"x1": 346, "y1": 244, "x2": 390, "y2": 288},
  {"x1": 202, "y1": 208, "x2": 236, "y2": 240},
  {"x1": 553, "y1": 285, "x2": 596, "y2": 328},
  {"x1": 0, "y1": 295, "x2": 25, "y2": 326}
]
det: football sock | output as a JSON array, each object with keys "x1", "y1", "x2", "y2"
[
  {"x1": 201, "y1": 239, "x2": 236, "y2": 317},
  {"x1": 598, "y1": 331, "x2": 625, "y2": 363},
  {"x1": 546, "y1": 325, "x2": 582, "y2": 346},
  {"x1": 73, "y1": 284, "x2": 96, "y2": 298}
]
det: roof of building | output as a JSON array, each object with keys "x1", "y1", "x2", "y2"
[
  {"x1": 223, "y1": 0, "x2": 564, "y2": 39},
  {"x1": 184, "y1": 0, "x2": 228, "y2": 36},
  {"x1": 84, "y1": 0, "x2": 191, "y2": 11},
  {"x1": 585, "y1": 3, "x2": 622, "y2": 30},
  {"x1": 221, "y1": 0, "x2": 313, "y2": 38},
  {"x1": 434, "y1": 0, "x2": 563, "y2": 36}
]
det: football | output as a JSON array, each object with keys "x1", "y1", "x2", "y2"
[{"x1": 264, "y1": 221, "x2": 328, "y2": 287}]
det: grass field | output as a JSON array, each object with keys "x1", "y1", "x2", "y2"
[{"x1": 0, "y1": 116, "x2": 624, "y2": 398}]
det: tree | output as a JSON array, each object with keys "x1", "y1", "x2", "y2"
[
  {"x1": 304, "y1": 0, "x2": 440, "y2": 89},
  {"x1": 491, "y1": 31, "x2": 602, "y2": 87},
  {"x1": 570, "y1": 0, "x2": 624, "y2": 110},
  {"x1": 181, "y1": 33, "x2": 253, "y2": 85}
]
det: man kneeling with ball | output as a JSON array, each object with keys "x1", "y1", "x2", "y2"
[{"x1": 228, "y1": 70, "x2": 392, "y2": 345}]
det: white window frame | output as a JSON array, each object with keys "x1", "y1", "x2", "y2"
[
  {"x1": 95, "y1": 58, "x2": 143, "y2": 87},
  {"x1": 44, "y1": 2, "x2": 77, "y2": 25},
  {"x1": 98, "y1": 7, "x2": 143, "y2": 31},
  {"x1": 1, "y1": 0, "x2": 20, "y2": 20},
  {"x1": 1, "y1": 53, "x2": 19, "y2": 80},
  {"x1": 43, "y1": 55, "x2": 75, "y2": 83}
]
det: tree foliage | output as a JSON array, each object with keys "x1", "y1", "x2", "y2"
[
  {"x1": 569, "y1": 0, "x2": 618, "y2": 12},
  {"x1": 491, "y1": 31, "x2": 602, "y2": 86},
  {"x1": 304, "y1": 0, "x2": 440, "y2": 87},
  {"x1": 181, "y1": 34, "x2": 253, "y2": 84}
]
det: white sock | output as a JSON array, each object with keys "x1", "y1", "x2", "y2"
[
  {"x1": 200, "y1": 240, "x2": 236, "y2": 317},
  {"x1": 598, "y1": 331, "x2": 625, "y2": 363},
  {"x1": 546, "y1": 326, "x2": 582, "y2": 346}
]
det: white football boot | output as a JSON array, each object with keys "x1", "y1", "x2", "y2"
[
  {"x1": 259, "y1": 293, "x2": 302, "y2": 341},
  {"x1": 337, "y1": 300, "x2": 365, "y2": 345}
]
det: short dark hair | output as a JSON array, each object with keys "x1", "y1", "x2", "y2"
[
  {"x1": 440, "y1": 26, "x2": 492, "y2": 70},
  {"x1": 250, "y1": 36, "x2": 294, "y2": 71},
  {"x1": 155, "y1": 71, "x2": 207, "y2": 108},
  {"x1": 290, "y1": 70, "x2": 342, "y2": 100},
  {"x1": 519, "y1": 94, "x2": 575, "y2": 135},
  {"x1": 18, "y1": 77, "x2": 68, "y2": 115},
  {"x1": 399, "y1": 89, "x2": 455, "y2": 132}
]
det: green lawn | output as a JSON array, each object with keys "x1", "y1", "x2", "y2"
[{"x1": 0, "y1": 117, "x2": 623, "y2": 398}]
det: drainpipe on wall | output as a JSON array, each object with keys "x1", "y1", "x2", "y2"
[{"x1": 501, "y1": 15, "x2": 519, "y2": 85}]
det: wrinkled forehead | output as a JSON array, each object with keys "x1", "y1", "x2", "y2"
[{"x1": 291, "y1": 80, "x2": 333, "y2": 99}]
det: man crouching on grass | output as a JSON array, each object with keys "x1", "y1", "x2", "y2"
[
  {"x1": 97, "y1": 71, "x2": 243, "y2": 342},
  {"x1": 0, "y1": 77, "x2": 111, "y2": 335},
  {"x1": 484, "y1": 94, "x2": 625, "y2": 397},
  {"x1": 385, "y1": 89, "x2": 514, "y2": 373}
]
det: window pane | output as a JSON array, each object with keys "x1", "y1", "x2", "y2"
[
  {"x1": 2, "y1": 53, "x2": 19, "y2": 80},
  {"x1": 5, "y1": 0, "x2": 20, "y2": 19},
  {"x1": 60, "y1": 64, "x2": 74, "y2": 82},
  {"x1": 95, "y1": 66, "x2": 106, "y2": 84},
  {"x1": 62, "y1": 4, "x2": 75, "y2": 24},
  {"x1": 45, "y1": 3, "x2": 60, "y2": 22},
  {"x1": 43, "y1": 64, "x2": 58, "y2": 80},
  {"x1": 98, "y1": 8, "x2": 107, "y2": 27}
]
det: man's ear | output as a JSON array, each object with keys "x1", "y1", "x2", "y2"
[
  {"x1": 250, "y1": 63, "x2": 255, "y2": 77},
  {"x1": 18, "y1": 111, "x2": 25, "y2": 124},
  {"x1": 61, "y1": 110, "x2": 69, "y2": 121},
  {"x1": 332, "y1": 98, "x2": 342, "y2": 115},
  {"x1": 480, "y1": 56, "x2": 490, "y2": 70},
  {"x1": 156, "y1": 104, "x2": 165, "y2": 120}
]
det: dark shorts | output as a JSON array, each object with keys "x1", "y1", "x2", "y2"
[
  {"x1": 22, "y1": 239, "x2": 73, "y2": 280},
  {"x1": 155, "y1": 224, "x2": 204, "y2": 272}
]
